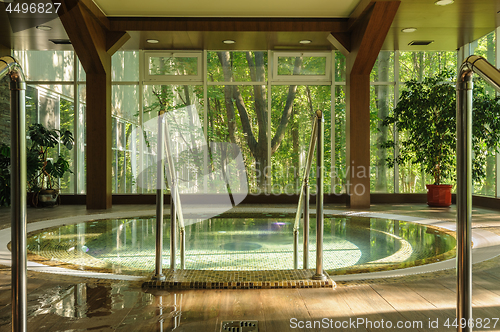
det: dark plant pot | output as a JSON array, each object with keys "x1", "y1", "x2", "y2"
[
  {"x1": 426, "y1": 184, "x2": 452, "y2": 207},
  {"x1": 29, "y1": 189, "x2": 59, "y2": 208}
]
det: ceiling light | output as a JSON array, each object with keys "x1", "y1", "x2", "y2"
[
  {"x1": 435, "y1": 0, "x2": 454, "y2": 6},
  {"x1": 146, "y1": 39, "x2": 159, "y2": 44},
  {"x1": 299, "y1": 40, "x2": 312, "y2": 44},
  {"x1": 401, "y1": 27, "x2": 417, "y2": 33},
  {"x1": 36, "y1": 25, "x2": 52, "y2": 31},
  {"x1": 223, "y1": 40, "x2": 235, "y2": 44}
]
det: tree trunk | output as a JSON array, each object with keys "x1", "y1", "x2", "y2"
[
  {"x1": 375, "y1": 51, "x2": 390, "y2": 192},
  {"x1": 217, "y1": 51, "x2": 302, "y2": 192},
  {"x1": 291, "y1": 107, "x2": 300, "y2": 191}
]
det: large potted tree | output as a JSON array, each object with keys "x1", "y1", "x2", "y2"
[
  {"x1": 27, "y1": 123, "x2": 74, "y2": 207},
  {"x1": 383, "y1": 70, "x2": 500, "y2": 207}
]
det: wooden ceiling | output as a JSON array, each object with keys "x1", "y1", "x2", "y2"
[{"x1": 0, "y1": 0, "x2": 499, "y2": 52}]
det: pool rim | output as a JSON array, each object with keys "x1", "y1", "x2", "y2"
[
  {"x1": 21, "y1": 213, "x2": 457, "y2": 276},
  {"x1": 1, "y1": 207, "x2": 499, "y2": 281}
]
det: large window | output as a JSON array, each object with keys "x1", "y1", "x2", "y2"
[
  {"x1": 12, "y1": 30, "x2": 500, "y2": 199},
  {"x1": 14, "y1": 50, "x2": 84, "y2": 194},
  {"x1": 471, "y1": 30, "x2": 497, "y2": 197}
]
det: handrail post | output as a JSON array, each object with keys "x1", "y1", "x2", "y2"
[
  {"x1": 180, "y1": 226, "x2": 185, "y2": 269},
  {"x1": 163, "y1": 113, "x2": 187, "y2": 271},
  {"x1": 456, "y1": 65, "x2": 474, "y2": 332},
  {"x1": 293, "y1": 228, "x2": 299, "y2": 269},
  {"x1": 170, "y1": 187, "x2": 177, "y2": 271},
  {"x1": 153, "y1": 111, "x2": 165, "y2": 280},
  {"x1": 313, "y1": 110, "x2": 327, "y2": 280},
  {"x1": 2, "y1": 56, "x2": 28, "y2": 332},
  {"x1": 303, "y1": 180, "x2": 309, "y2": 269},
  {"x1": 455, "y1": 55, "x2": 500, "y2": 332},
  {"x1": 293, "y1": 114, "x2": 318, "y2": 269}
]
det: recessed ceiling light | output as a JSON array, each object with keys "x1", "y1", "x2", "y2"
[
  {"x1": 223, "y1": 40, "x2": 236, "y2": 44},
  {"x1": 36, "y1": 25, "x2": 52, "y2": 31},
  {"x1": 146, "y1": 39, "x2": 159, "y2": 44},
  {"x1": 401, "y1": 27, "x2": 417, "y2": 33},
  {"x1": 299, "y1": 40, "x2": 312, "y2": 44},
  {"x1": 435, "y1": 0, "x2": 454, "y2": 6}
]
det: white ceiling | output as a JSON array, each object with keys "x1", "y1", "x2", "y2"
[{"x1": 94, "y1": 0, "x2": 359, "y2": 17}]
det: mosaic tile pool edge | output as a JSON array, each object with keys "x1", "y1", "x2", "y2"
[{"x1": 142, "y1": 270, "x2": 336, "y2": 290}]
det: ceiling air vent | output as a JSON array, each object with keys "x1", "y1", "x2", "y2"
[
  {"x1": 408, "y1": 40, "x2": 434, "y2": 46},
  {"x1": 49, "y1": 39, "x2": 72, "y2": 45}
]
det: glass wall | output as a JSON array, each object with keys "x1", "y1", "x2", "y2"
[
  {"x1": 12, "y1": 29, "x2": 500, "y2": 198},
  {"x1": 471, "y1": 30, "x2": 497, "y2": 196},
  {"x1": 395, "y1": 51, "x2": 458, "y2": 193},
  {"x1": 13, "y1": 50, "x2": 84, "y2": 194}
]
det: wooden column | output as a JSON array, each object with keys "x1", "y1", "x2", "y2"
[
  {"x1": 58, "y1": 0, "x2": 129, "y2": 209},
  {"x1": 330, "y1": 1, "x2": 399, "y2": 209}
]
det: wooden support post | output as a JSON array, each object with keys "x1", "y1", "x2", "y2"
[
  {"x1": 58, "y1": 0, "x2": 129, "y2": 209},
  {"x1": 330, "y1": 1, "x2": 400, "y2": 209}
]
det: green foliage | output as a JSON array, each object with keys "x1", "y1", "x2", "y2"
[
  {"x1": 27, "y1": 123, "x2": 74, "y2": 192},
  {"x1": 383, "y1": 69, "x2": 500, "y2": 185}
]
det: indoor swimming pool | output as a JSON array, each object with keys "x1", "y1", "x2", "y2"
[{"x1": 24, "y1": 213, "x2": 456, "y2": 276}]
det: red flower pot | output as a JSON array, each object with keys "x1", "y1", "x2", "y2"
[{"x1": 426, "y1": 184, "x2": 452, "y2": 207}]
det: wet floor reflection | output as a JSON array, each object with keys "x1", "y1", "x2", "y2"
[{"x1": 0, "y1": 280, "x2": 192, "y2": 332}]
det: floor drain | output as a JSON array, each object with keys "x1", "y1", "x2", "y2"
[{"x1": 221, "y1": 320, "x2": 258, "y2": 332}]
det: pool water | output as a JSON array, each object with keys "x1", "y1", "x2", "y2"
[{"x1": 25, "y1": 214, "x2": 456, "y2": 275}]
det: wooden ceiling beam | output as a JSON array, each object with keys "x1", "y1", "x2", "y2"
[
  {"x1": 57, "y1": 0, "x2": 129, "y2": 72},
  {"x1": 58, "y1": 0, "x2": 107, "y2": 73},
  {"x1": 79, "y1": 0, "x2": 111, "y2": 31},
  {"x1": 347, "y1": 0, "x2": 374, "y2": 31},
  {"x1": 106, "y1": 31, "x2": 131, "y2": 54},
  {"x1": 108, "y1": 17, "x2": 348, "y2": 32},
  {"x1": 350, "y1": 1, "x2": 400, "y2": 75},
  {"x1": 328, "y1": 32, "x2": 351, "y2": 56}
]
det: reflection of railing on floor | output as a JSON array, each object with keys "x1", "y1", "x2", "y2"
[{"x1": 292, "y1": 110, "x2": 327, "y2": 280}]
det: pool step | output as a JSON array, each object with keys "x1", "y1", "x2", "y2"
[{"x1": 142, "y1": 269, "x2": 336, "y2": 290}]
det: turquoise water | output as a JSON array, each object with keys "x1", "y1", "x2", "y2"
[{"x1": 26, "y1": 215, "x2": 456, "y2": 274}]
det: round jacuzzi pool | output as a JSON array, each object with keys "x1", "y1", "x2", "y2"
[{"x1": 25, "y1": 214, "x2": 456, "y2": 276}]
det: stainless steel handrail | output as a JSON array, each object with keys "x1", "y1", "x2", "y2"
[
  {"x1": 312, "y1": 110, "x2": 326, "y2": 281},
  {"x1": 292, "y1": 110, "x2": 326, "y2": 280},
  {"x1": 153, "y1": 111, "x2": 166, "y2": 280},
  {"x1": 1, "y1": 56, "x2": 27, "y2": 332},
  {"x1": 163, "y1": 117, "x2": 186, "y2": 270},
  {"x1": 293, "y1": 114, "x2": 318, "y2": 269},
  {"x1": 457, "y1": 55, "x2": 500, "y2": 332}
]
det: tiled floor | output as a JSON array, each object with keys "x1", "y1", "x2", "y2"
[{"x1": 0, "y1": 203, "x2": 499, "y2": 331}]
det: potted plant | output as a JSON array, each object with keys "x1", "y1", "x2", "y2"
[
  {"x1": 27, "y1": 123, "x2": 74, "y2": 207},
  {"x1": 383, "y1": 69, "x2": 500, "y2": 207}
]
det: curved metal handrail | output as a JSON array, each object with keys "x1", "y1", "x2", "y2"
[
  {"x1": 292, "y1": 110, "x2": 326, "y2": 282},
  {"x1": 1, "y1": 55, "x2": 27, "y2": 332},
  {"x1": 456, "y1": 55, "x2": 500, "y2": 331}
]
